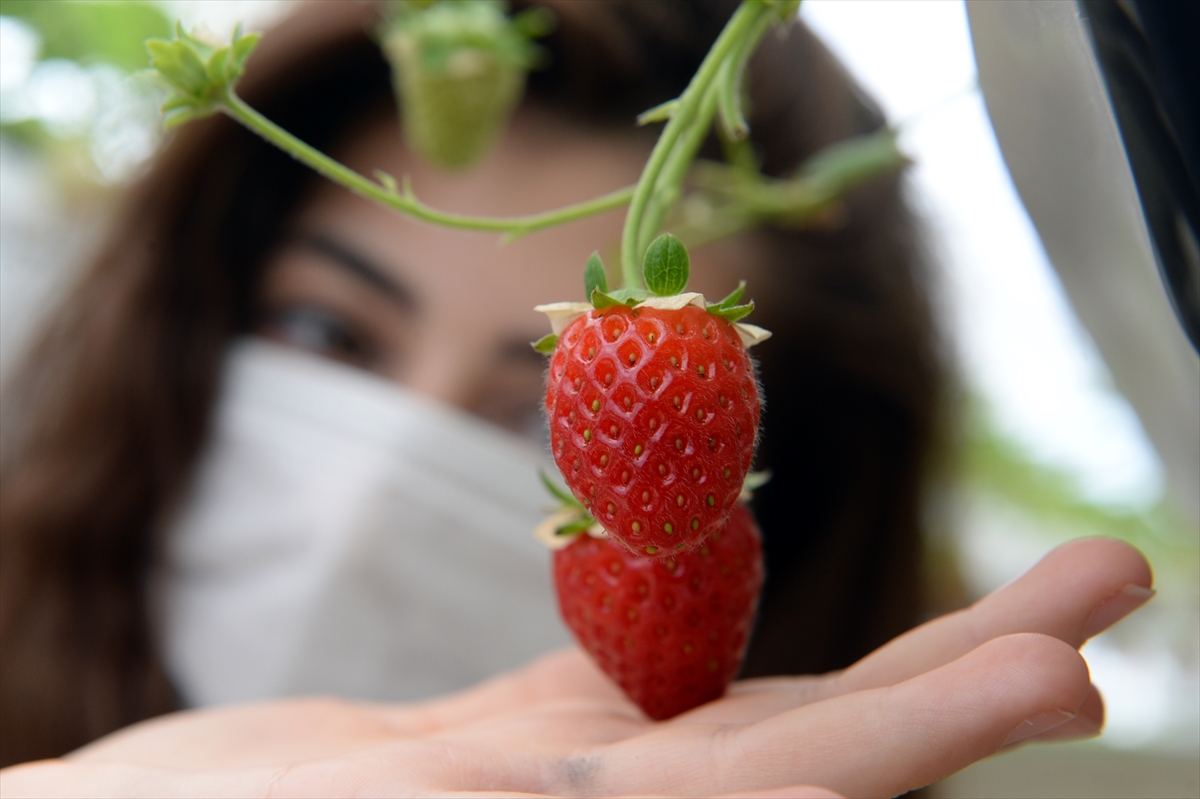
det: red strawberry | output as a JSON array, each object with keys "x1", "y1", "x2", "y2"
[
  {"x1": 545, "y1": 303, "x2": 761, "y2": 557},
  {"x1": 553, "y1": 502, "x2": 764, "y2": 720}
]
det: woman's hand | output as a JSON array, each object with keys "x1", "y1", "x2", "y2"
[{"x1": 1, "y1": 537, "x2": 1152, "y2": 798}]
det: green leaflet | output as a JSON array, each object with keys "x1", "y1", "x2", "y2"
[
  {"x1": 583, "y1": 252, "x2": 608, "y2": 298},
  {"x1": 714, "y1": 280, "x2": 746, "y2": 309},
  {"x1": 707, "y1": 300, "x2": 755, "y2": 324},
  {"x1": 555, "y1": 517, "x2": 595, "y2": 537},
  {"x1": 642, "y1": 233, "x2": 690, "y2": 296},
  {"x1": 591, "y1": 286, "x2": 651, "y2": 310},
  {"x1": 706, "y1": 280, "x2": 754, "y2": 323},
  {"x1": 531, "y1": 333, "x2": 558, "y2": 354},
  {"x1": 539, "y1": 470, "x2": 581, "y2": 508}
]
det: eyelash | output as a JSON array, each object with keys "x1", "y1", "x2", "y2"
[{"x1": 261, "y1": 304, "x2": 379, "y2": 366}]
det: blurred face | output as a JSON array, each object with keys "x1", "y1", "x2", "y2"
[{"x1": 255, "y1": 107, "x2": 758, "y2": 440}]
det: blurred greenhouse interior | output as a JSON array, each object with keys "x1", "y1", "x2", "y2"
[{"x1": 1, "y1": 1, "x2": 1197, "y2": 797}]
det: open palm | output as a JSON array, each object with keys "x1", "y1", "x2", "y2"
[{"x1": 2, "y1": 538, "x2": 1151, "y2": 798}]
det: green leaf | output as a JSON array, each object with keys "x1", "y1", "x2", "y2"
[
  {"x1": 556, "y1": 517, "x2": 595, "y2": 537},
  {"x1": 145, "y1": 23, "x2": 261, "y2": 129},
  {"x1": 799, "y1": 128, "x2": 907, "y2": 192},
  {"x1": 707, "y1": 300, "x2": 755, "y2": 324},
  {"x1": 590, "y1": 288, "x2": 626, "y2": 310},
  {"x1": 642, "y1": 233, "x2": 690, "y2": 296},
  {"x1": 591, "y1": 286, "x2": 650, "y2": 309},
  {"x1": 531, "y1": 333, "x2": 558, "y2": 354},
  {"x1": 539, "y1": 470, "x2": 581, "y2": 508},
  {"x1": 715, "y1": 280, "x2": 746, "y2": 309},
  {"x1": 583, "y1": 252, "x2": 608, "y2": 298},
  {"x1": 607, "y1": 286, "x2": 652, "y2": 303}
]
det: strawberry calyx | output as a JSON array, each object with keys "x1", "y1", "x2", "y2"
[
  {"x1": 533, "y1": 468, "x2": 771, "y2": 553},
  {"x1": 531, "y1": 233, "x2": 769, "y2": 352},
  {"x1": 533, "y1": 471, "x2": 607, "y2": 551},
  {"x1": 146, "y1": 23, "x2": 260, "y2": 129},
  {"x1": 739, "y1": 470, "x2": 772, "y2": 502},
  {"x1": 533, "y1": 293, "x2": 770, "y2": 351}
]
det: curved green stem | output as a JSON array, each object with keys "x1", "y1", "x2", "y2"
[
  {"x1": 716, "y1": 9, "x2": 774, "y2": 140},
  {"x1": 636, "y1": 84, "x2": 721, "y2": 259},
  {"x1": 618, "y1": 0, "x2": 774, "y2": 288},
  {"x1": 221, "y1": 92, "x2": 634, "y2": 238}
]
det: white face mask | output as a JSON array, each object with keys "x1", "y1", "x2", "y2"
[{"x1": 160, "y1": 338, "x2": 568, "y2": 707}]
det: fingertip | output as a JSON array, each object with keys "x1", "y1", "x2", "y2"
[
  {"x1": 970, "y1": 633, "x2": 1092, "y2": 717},
  {"x1": 1021, "y1": 683, "x2": 1104, "y2": 745},
  {"x1": 1044, "y1": 537, "x2": 1153, "y2": 592}
]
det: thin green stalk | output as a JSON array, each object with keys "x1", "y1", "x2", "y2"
[
  {"x1": 716, "y1": 8, "x2": 773, "y2": 140},
  {"x1": 636, "y1": 84, "x2": 721, "y2": 259},
  {"x1": 221, "y1": 92, "x2": 634, "y2": 237},
  {"x1": 619, "y1": 0, "x2": 773, "y2": 288}
]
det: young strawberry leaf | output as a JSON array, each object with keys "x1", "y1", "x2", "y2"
[
  {"x1": 707, "y1": 300, "x2": 755, "y2": 324},
  {"x1": 714, "y1": 280, "x2": 747, "y2": 309},
  {"x1": 146, "y1": 23, "x2": 260, "y2": 128},
  {"x1": 643, "y1": 233, "x2": 689, "y2": 296},
  {"x1": 539, "y1": 470, "x2": 582, "y2": 508},
  {"x1": 531, "y1": 333, "x2": 558, "y2": 354},
  {"x1": 591, "y1": 288, "x2": 625, "y2": 310},
  {"x1": 555, "y1": 517, "x2": 595, "y2": 537},
  {"x1": 584, "y1": 251, "x2": 608, "y2": 298},
  {"x1": 591, "y1": 286, "x2": 650, "y2": 310}
]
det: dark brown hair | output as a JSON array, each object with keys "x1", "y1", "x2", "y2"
[{"x1": 0, "y1": 0, "x2": 942, "y2": 766}]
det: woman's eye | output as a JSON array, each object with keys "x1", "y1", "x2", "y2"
[{"x1": 261, "y1": 305, "x2": 378, "y2": 366}]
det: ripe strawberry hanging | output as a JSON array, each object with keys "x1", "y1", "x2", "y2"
[
  {"x1": 551, "y1": 501, "x2": 764, "y2": 720},
  {"x1": 537, "y1": 235, "x2": 769, "y2": 557}
]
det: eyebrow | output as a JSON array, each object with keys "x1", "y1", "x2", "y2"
[{"x1": 293, "y1": 233, "x2": 418, "y2": 313}]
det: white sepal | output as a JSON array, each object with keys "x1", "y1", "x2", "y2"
[
  {"x1": 735, "y1": 323, "x2": 772, "y2": 347},
  {"x1": 532, "y1": 507, "x2": 587, "y2": 550},
  {"x1": 634, "y1": 292, "x2": 706, "y2": 311},
  {"x1": 533, "y1": 302, "x2": 592, "y2": 336}
]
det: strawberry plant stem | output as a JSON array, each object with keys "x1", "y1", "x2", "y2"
[
  {"x1": 221, "y1": 92, "x2": 635, "y2": 237},
  {"x1": 618, "y1": 0, "x2": 775, "y2": 289}
]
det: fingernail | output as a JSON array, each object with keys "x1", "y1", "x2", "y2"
[
  {"x1": 1082, "y1": 584, "x2": 1156, "y2": 639},
  {"x1": 1003, "y1": 708, "x2": 1077, "y2": 746}
]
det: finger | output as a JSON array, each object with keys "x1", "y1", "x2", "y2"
[
  {"x1": 836, "y1": 537, "x2": 1151, "y2": 694},
  {"x1": 685, "y1": 537, "x2": 1148, "y2": 727},
  {"x1": 593, "y1": 633, "x2": 1091, "y2": 799},
  {"x1": 1016, "y1": 682, "x2": 1103, "y2": 745}
]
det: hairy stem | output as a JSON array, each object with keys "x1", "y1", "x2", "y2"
[
  {"x1": 636, "y1": 84, "x2": 721, "y2": 259},
  {"x1": 618, "y1": 0, "x2": 774, "y2": 288},
  {"x1": 221, "y1": 92, "x2": 634, "y2": 238}
]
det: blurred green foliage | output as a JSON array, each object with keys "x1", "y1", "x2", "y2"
[
  {"x1": 963, "y1": 403, "x2": 1198, "y2": 584},
  {"x1": 0, "y1": 0, "x2": 170, "y2": 71}
]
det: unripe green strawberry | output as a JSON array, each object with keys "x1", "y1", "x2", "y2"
[
  {"x1": 545, "y1": 303, "x2": 761, "y2": 556},
  {"x1": 553, "y1": 501, "x2": 764, "y2": 720},
  {"x1": 380, "y1": 1, "x2": 548, "y2": 171}
]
